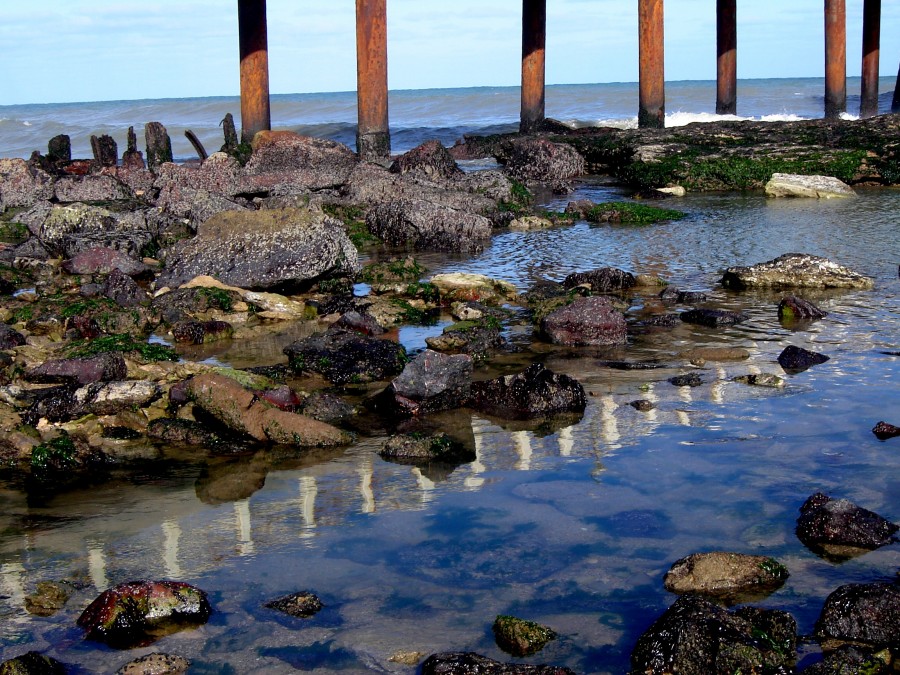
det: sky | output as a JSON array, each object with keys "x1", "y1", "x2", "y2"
[{"x1": 0, "y1": 1, "x2": 898, "y2": 106}]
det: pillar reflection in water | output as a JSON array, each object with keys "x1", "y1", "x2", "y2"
[
  {"x1": 558, "y1": 424, "x2": 574, "y2": 457},
  {"x1": 411, "y1": 467, "x2": 436, "y2": 505},
  {"x1": 234, "y1": 499, "x2": 255, "y2": 556},
  {"x1": 299, "y1": 476, "x2": 318, "y2": 538},
  {"x1": 600, "y1": 394, "x2": 621, "y2": 449},
  {"x1": 0, "y1": 562, "x2": 25, "y2": 610},
  {"x1": 162, "y1": 519, "x2": 183, "y2": 579},
  {"x1": 465, "y1": 417, "x2": 489, "y2": 489},
  {"x1": 88, "y1": 543, "x2": 109, "y2": 591},
  {"x1": 359, "y1": 457, "x2": 376, "y2": 514},
  {"x1": 512, "y1": 430, "x2": 533, "y2": 471}
]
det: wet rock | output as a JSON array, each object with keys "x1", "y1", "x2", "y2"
[
  {"x1": 815, "y1": 582, "x2": 900, "y2": 650},
  {"x1": 733, "y1": 373, "x2": 785, "y2": 388},
  {"x1": 150, "y1": 286, "x2": 244, "y2": 325},
  {"x1": 800, "y1": 645, "x2": 891, "y2": 675},
  {"x1": 429, "y1": 273, "x2": 517, "y2": 305},
  {"x1": 0, "y1": 651, "x2": 66, "y2": 674},
  {"x1": 796, "y1": 493, "x2": 898, "y2": 557},
  {"x1": 77, "y1": 580, "x2": 212, "y2": 647},
  {"x1": 680, "y1": 308, "x2": 748, "y2": 327},
  {"x1": 765, "y1": 173, "x2": 856, "y2": 198},
  {"x1": 332, "y1": 310, "x2": 385, "y2": 336},
  {"x1": 157, "y1": 206, "x2": 360, "y2": 291},
  {"x1": 390, "y1": 140, "x2": 463, "y2": 180},
  {"x1": 873, "y1": 421, "x2": 900, "y2": 440},
  {"x1": 778, "y1": 295, "x2": 827, "y2": 322},
  {"x1": 630, "y1": 594, "x2": 797, "y2": 675},
  {"x1": 492, "y1": 615, "x2": 556, "y2": 657},
  {"x1": 721, "y1": 253, "x2": 874, "y2": 290},
  {"x1": 425, "y1": 318, "x2": 505, "y2": 360},
  {"x1": 380, "y1": 432, "x2": 475, "y2": 464},
  {"x1": 116, "y1": 652, "x2": 190, "y2": 675},
  {"x1": 778, "y1": 345, "x2": 830, "y2": 373},
  {"x1": 255, "y1": 384, "x2": 303, "y2": 411},
  {"x1": 597, "y1": 360, "x2": 665, "y2": 370},
  {"x1": 265, "y1": 591, "x2": 324, "y2": 618},
  {"x1": 62, "y1": 246, "x2": 150, "y2": 277},
  {"x1": 421, "y1": 652, "x2": 575, "y2": 675},
  {"x1": 24, "y1": 581, "x2": 72, "y2": 617},
  {"x1": 679, "y1": 347, "x2": 750, "y2": 361},
  {"x1": 541, "y1": 296, "x2": 627, "y2": 346},
  {"x1": 146, "y1": 418, "x2": 223, "y2": 448},
  {"x1": 242, "y1": 131, "x2": 358, "y2": 193},
  {"x1": 669, "y1": 373, "x2": 703, "y2": 387},
  {"x1": 283, "y1": 327, "x2": 408, "y2": 385},
  {"x1": 641, "y1": 313, "x2": 680, "y2": 328},
  {"x1": 61, "y1": 229, "x2": 154, "y2": 260},
  {"x1": 73, "y1": 380, "x2": 162, "y2": 416},
  {"x1": 0, "y1": 158, "x2": 54, "y2": 210},
  {"x1": 630, "y1": 399, "x2": 656, "y2": 411},
  {"x1": 509, "y1": 215, "x2": 554, "y2": 231},
  {"x1": 21, "y1": 385, "x2": 82, "y2": 425},
  {"x1": 366, "y1": 199, "x2": 493, "y2": 253},
  {"x1": 300, "y1": 392, "x2": 355, "y2": 425},
  {"x1": 101, "y1": 267, "x2": 149, "y2": 307},
  {"x1": 25, "y1": 352, "x2": 128, "y2": 385},
  {"x1": 470, "y1": 363, "x2": 586, "y2": 419},
  {"x1": 663, "y1": 552, "x2": 789, "y2": 602},
  {"x1": 0, "y1": 323, "x2": 27, "y2": 349},
  {"x1": 171, "y1": 320, "x2": 234, "y2": 345},
  {"x1": 381, "y1": 350, "x2": 472, "y2": 416},
  {"x1": 563, "y1": 267, "x2": 636, "y2": 294},
  {"x1": 504, "y1": 138, "x2": 585, "y2": 184}
]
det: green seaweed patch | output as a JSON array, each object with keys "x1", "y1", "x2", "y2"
[
  {"x1": 59, "y1": 297, "x2": 120, "y2": 319},
  {"x1": 67, "y1": 334, "x2": 178, "y2": 362},
  {"x1": 30, "y1": 434, "x2": 78, "y2": 472},
  {"x1": 390, "y1": 298, "x2": 438, "y2": 325},
  {"x1": 492, "y1": 615, "x2": 557, "y2": 657},
  {"x1": 499, "y1": 178, "x2": 534, "y2": 215},
  {"x1": 358, "y1": 257, "x2": 427, "y2": 284},
  {"x1": 0, "y1": 220, "x2": 28, "y2": 243},
  {"x1": 405, "y1": 281, "x2": 440, "y2": 304},
  {"x1": 584, "y1": 201, "x2": 685, "y2": 225},
  {"x1": 758, "y1": 557, "x2": 789, "y2": 580},
  {"x1": 323, "y1": 204, "x2": 379, "y2": 249},
  {"x1": 196, "y1": 286, "x2": 235, "y2": 312}
]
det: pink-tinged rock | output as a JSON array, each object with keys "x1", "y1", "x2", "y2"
[
  {"x1": 26, "y1": 352, "x2": 127, "y2": 385},
  {"x1": 0, "y1": 158, "x2": 54, "y2": 210},
  {"x1": 62, "y1": 246, "x2": 149, "y2": 276},
  {"x1": 540, "y1": 296, "x2": 627, "y2": 346},
  {"x1": 242, "y1": 131, "x2": 358, "y2": 193}
]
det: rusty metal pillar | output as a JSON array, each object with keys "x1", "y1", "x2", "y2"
[
  {"x1": 824, "y1": 0, "x2": 846, "y2": 119},
  {"x1": 859, "y1": 0, "x2": 881, "y2": 118},
  {"x1": 716, "y1": 0, "x2": 737, "y2": 115},
  {"x1": 356, "y1": 0, "x2": 390, "y2": 160},
  {"x1": 238, "y1": 0, "x2": 271, "y2": 144},
  {"x1": 520, "y1": 0, "x2": 546, "y2": 134},
  {"x1": 638, "y1": 0, "x2": 665, "y2": 128}
]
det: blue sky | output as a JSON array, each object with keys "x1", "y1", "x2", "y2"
[{"x1": 1, "y1": 1, "x2": 898, "y2": 106}]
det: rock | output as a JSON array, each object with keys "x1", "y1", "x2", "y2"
[
  {"x1": 157, "y1": 207, "x2": 360, "y2": 291},
  {"x1": 509, "y1": 215, "x2": 554, "y2": 231},
  {"x1": 815, "y1": 582, "x2": 900, "y2": 649},
  {"x1": 0, "y1": 651, "x2": 66, "y2": 674},
  {"x1": 659, "y1": 286, "x2": 708, "y2": 304},
  {"x1": 778, "y1": 345, "x2": 830, "y2": 373},
  {"x1": 390, "y1": 140, "x2": 463, "y2": 180},
  {"x1": 242, "y1": 131, "x2": 358, "y2": 193},
  {"x1": 23, "y1": 203, "x2": 150, "y2": 257},
  {"x1": 540, "y1": 296, "x2": 627, "y2": 346},
  {"x1": 778, "y1": 295, "x2": 827, "y2": 322},
  {"x1": 77, "y1": 580, "x2": 212, "y2": 647},
  {"x1": 428, "y1": 273, "x2": 517, "y2": 305},
  {"x1": 366, "y1": 199, "x2": 493, "y2": 253},
  {"x1": 25, "y1": 353, "x2": 128, "y2": 386},
  {"x1": 332, "y1": 310, "x2": 385, "y2": 336},
  {"x1": 73, "y1": 381, "x2": 162, "y2": 416},
  {"x1": 721, "y1": 253, "x2": 874, "y2": 290},
  {"x1": 470, "y1": 363, "x2": 586, "y2": 419},
  {"x1": 24, "y1": 581, "x2": 72, "y2": 617},
  {"x1": 0, "y1": 158, "x2": 54, "y2": 210},
  {"x1": 764, "y1": 173, "x2": 857, "y2": 198},
  {"x1": 382, "y1": 350, "x2": 472, "y2": 416},
  {"x1": 171, "y1": 320, "x2": 234, "y2": 345},
  {"x1": 492, "y1": 615, "x2": 556, "y2": 657},
  {"x1": 630, "y1": 594, "x2": 797, "y2": 675},
  {"x1": 265, "y1": 591, "x2": 324, "y2": 618},
  {"x1": 562, "y1": 267, "x2": 636, "y2": 294},
  {"x1": 425, "y1": 318, "x2": 505, "y2": 360},
  {"x1": 630, "y1": 399, "x2": 655, "y2": 411},
  {"x1": 147, "y1": 418, "x2": 223, "y2": 448},
  {"x1": 61, "y1": 229, "x2": 154, "y2": 260},
  {"x1": 669, "y1": 373, "x2": 703, "y2": 387},
  {"x1": 657, "y1": 185, "x2": 686, "y2": 196},
  {"x1": 54, "y1": 175, "x2": 131, "y2": 203},
  {"x1": 284, "y1": 327, "x2": 408, "y2": 385},
  {"x1": 116, "y1": 652, "x2": 190, "y2": 675},
  {"x1": 733, "y1": 373, "x2": 785, "y2": 388},
  {"x1": 504, "y1": 138, "x2": 585, "y2": 184},
  {"x1": 101, "y1": 268, "x2": 149, "y2": 307},
  {"x1": 679, "y1": 308, "x2": 748, "y2": 327},
  {"x1": 796, "y1": 493, "x2": 898, "y2": 557},
  {"x1": 663, "y1": 552, "x2": 789, "y2": 602},
  {"x1": 800, "y1": 645, "x2": 891, "y2": 675},
  {"x1": 380, "y1": 432, "x2": 475, "y2": 464},
  {"x1": 679, "y1": 347, "x2": 750, "y2": 362},
  {"x1": 0, "y1": 323, "x2": 27, "y2": 349},
  {"x1": 300, "y1": 392, "x2": 355, "y2": 425},
  {"x1": 63, "y1": 247, "x2": 150, "y2": 278},
  {"x1": 873, "y1": 421, "x2": 900, "y2": 440},
  {"x1": 421, "y1": 652, "x2": 575, "y2": 675}
]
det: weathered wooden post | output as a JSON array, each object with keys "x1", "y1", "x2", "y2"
[
  {"x1": 355, "y1": 0, "x2": 391, "y2": 160},
  {"x1": 238, "y1": 0, "x2": 271, "y2": 143},
  {"x1": 716, "y1": 0, "x2": 737, "y2": 115},
  {"x1": 520, "y1": 0, "x2": 546, "y2": 134},
  {"x1": 638, "y1": 0, "x2": 665, "y2": 128},
  {"x1": 859, "y1": 0, "x2": 881, "y2": 118},
  {"x1": 824, "y1": 0, "x2": 846, "y2": 119}
]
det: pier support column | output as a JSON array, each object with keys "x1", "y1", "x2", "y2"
[
  {"x1": 893, "y1": 61, "x2": 900, "y2": 113},
  {"x1": 824, "y1": 0, "x2": 846, "y2": 119},
  {"x1": 638, "y1": 0, "x2": 665, "y2": 129},
  {"x1": 238, "y1": 0, "x2": 271, "y2": 144},
  {"x1": 716, "y1": 0, "x2": 737, "y2": 115},
  {"x1": 520, "y1": 0, "x2": 546, "y2": 134},
  {"x1": 859, "y1": 0, "x2": 881, "y2": 118},
  {"x1": 356, "y1": 0, "x2": 391, "y2": 160}
]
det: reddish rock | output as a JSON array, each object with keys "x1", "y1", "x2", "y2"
[
  {"x1": 541, "y1": 296, "x2": 627, "y2": 346},
  {"x1": 872, "y1": 421, "x2": 900, "y2": 440}
]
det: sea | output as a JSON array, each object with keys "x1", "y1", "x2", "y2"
[{"x1": 1, "y1": 78, "x2": 900, "y2": 673}]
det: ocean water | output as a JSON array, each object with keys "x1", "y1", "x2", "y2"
[
  {"x1": 0, "y1": 76, "x2": 897, "y2": 161},
  {"x1": 1, "y1": 81, "x2": 900, "y2": 673}
]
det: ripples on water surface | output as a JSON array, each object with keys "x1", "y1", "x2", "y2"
[{"x1": 1, "y1": 184, "x2": 899, "y2": 673}]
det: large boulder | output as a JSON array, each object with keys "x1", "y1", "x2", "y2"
[
  {"x1": 21, "y1": 203, "x2": 151, "y2": 256},
  {"x1": 25, "y1": 353, "x2": 128, "y2": 386},
  {"x1": 663, "y1": 551, "x2": 789, "y2": 602},
  {"x1": 0, "y1": 158, "x2": 54, "y2": 210},
  {"x1": 540, "y1": 296, "x2": 627, "y2": 346},
  {"x1": 504, "y1": 138, "x2": 585, "y2": 184},
  {"x1": 764, "y1": 173, "x2": 857, "y2": 198},
  {"x1": 366, "y1": 199, "x2": 493, "y2": 253},
  {"x1": 53, "y1": 174, "x2": 132, "y2": 203},
  {"x1": 283, "y1": 326, "x2": 408, "y2": 385},
  {"x1": 469, "y1": 363, "x2": 586, "y2": 419},
  {"x1": 157, "y1": 206, "x2": 359, "y2": 290},
  {"x1": 796, "y1": 493, "x2": 898, "y2": 558},
  {"x1": 241, "y1": 131, "x2": 358, "y2": 194},
  {"x1": 390, "y1": 140, "x2": 463, "y2": 181},
  {"x1": 815, "y1": 582, "x2": 900, "y2": 650},
  {"x1": 721, "y1": 253, "x2": 874, "y2": 290},
  {"x1": 380, "y1": 350, "x2": 473, "y2": 416}
]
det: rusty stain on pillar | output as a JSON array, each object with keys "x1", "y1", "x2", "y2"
[
  {"x1": 859, "y1": 0, "x2": 881, "y2": 118},
  {"x1": 238, "y1": 0, "x2": 271, "y2": 144},
  {"x1": 824, "y1": 0, "x2": 846, "y2": 119},
  {"x1": 638, "y1": 0, "x2": 665, "y2": 129},
  {"x1": 356, "y1": 0, "x2": 390, "y2": 160},
  {"x1": 716, "y1": 0, "x2": 737, "y2": 115},
  {"x1": 520, "y1": 0, "x2": 546, "y2": 134}
]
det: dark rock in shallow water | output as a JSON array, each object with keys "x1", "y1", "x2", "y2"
[
  {"x1": 421, "y1": 652, "x2": 575, "y2": 675},
  {"x1": 265, "y1": 591, "x2": 323, "y2": 618},
  {"x1": 380, "y1": 432, "x2": 475, "y2": 465},
  {"x1": 0, "y1": 323, "x2": 26, "y2": 349},
  {"x1": 24, "y1": 580, "x2": 72, "y2": 617},
  {"x1": 597, "y1": 360, "x2": 665, "y2": 370},
  {"x1": 778, "y1": 295, "x2": 827, "y2": 322},
  {"x1": 630, "y1": 594, "x2": 797, "y2": 675},
  {"x1": 470, "y1": 363, "x2": 586, "y2": 420},
  {"x1": 777, "y1": 345, "x2": 830, "y2": 373},
  {"x1": 680, "y1": 308, "x2": 748, "y2": 328},
  {"x1": 116, "y1": 652, "x2": 190, "y2": 675},
  {"x1": 492, "y1": 615, "x2": 556, "y2": 657},
  {"x1": 0, "y1": 651, "x2": 67, "y2": 674},
  {"x1": 299, "y1": 392, "x2": 355, "y2": 425},
  {"x1": 796, "y1": 493, "x2": 898, "y2": 558},
  {"x1": 872, "y1": 421, "x2": 900, "y2": 440},
  {"x1": 663, "y1": 551, "x2": 789, "y2": 603},
  {"x1": 540, "y1": 296, "x2": 627, "y2": 346},
  {"x1": 721, "y1": 252, "x2": 874, "y2": 290},
  {"x1": 172, "y1": 320, "x2": 234, "y2": 345},
  {"x1": 380, "y1": 350, "x2": 472, "y2": 416},
  {"x1": 504, "y1": 137, "x2": 585, "y2": 185},
  {"x1": 815, "y1": 582, "x2": 900, "y2": 649},
  {"x1": 630, "y1": 399, "x2": 655, "y2": 411},
  {"x1": 669, "y1": 373, "x2": 703, "y2": 387},
  {"x1": 562, "y1": 266, "x2": 635, "y2": 293},
  {"x1": 390, "y1": 139, "x2": 463, "y2": 180},
  {"x1": 284, "y1": 326, "x2": 408, "y2": 385},
  {"x1": 25, "y1": 352, "x2": 127, "y2": 386},
  {"x1": 800, "y1": 645, "x2": 891, "y2": 675},
  {"x1": 147, "y1": 418, "x2": 224, "y2": 448}
]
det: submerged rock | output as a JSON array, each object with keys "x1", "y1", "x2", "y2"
[
  {"x1": 265, "y1": 591, "x2": 324, "y2": 618},
  {"x1": 492, "y1": 615, "x2": 557, "y2": 657},
  {"x1": 796, "y1": 493, "x2": 898, "y2": 558},
  {"x1": 679, "y1": 308, "x2": 748, "y2": 328},
  {"x1": 116, "y1": 652, "x2": 190, "y2": 675},
  {"x1": 0, "y1": 651, "x2": 66, "y2": 674},
  {"x1": 778, "y1": 295, "x2": 827, "y2": 322},
  {"x1": 469, "y1": 363, "x2": 586, "y2": 419},
  {"x1": 283, "y1": 326, "x2": 408, "y2": 385},
  {"x1": 421, "y1": 652, "x2": 575, "y2": 675},
  {"x1": 663, "y1": 551, "x2": 789, "y2": 603},
  {"x1": 721, "y1": 253, "x2": 874, "y2": 290},
  {"x1": 778, "y1": 345, "x2": 830, "y2": 373},
  {"x1": 815, "y1": 582, "x2": 900, "y2": 650},
  {"x1": 380, "y1": 432, "x2": 475, "y2": 464},
  {"x1": 24, "y1": 581, "x2": 72, "y2": 617},
  {"x1": 733, "y1": 373, "x2": 785, "y2": 388}
]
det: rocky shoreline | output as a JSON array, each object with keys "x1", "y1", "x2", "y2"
[{"x1": 1, "y1": 117, "x2": 900, "y2": 673}]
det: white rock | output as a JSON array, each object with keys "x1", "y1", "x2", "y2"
[{"x1": 765, "y1": 173, "x2": 856, "y2": 198}]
